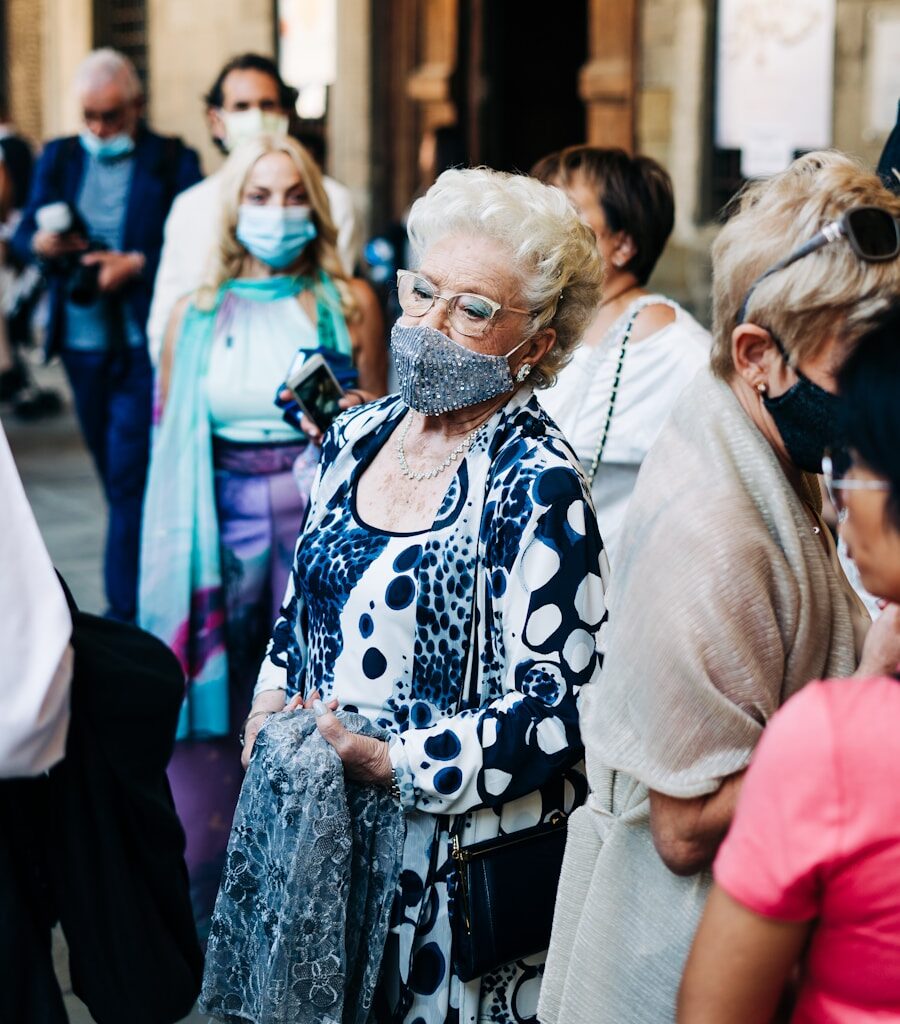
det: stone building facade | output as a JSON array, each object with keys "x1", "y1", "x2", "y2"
[{"x1": 0, "y1": 0, "x2": 896, "y2": 316}]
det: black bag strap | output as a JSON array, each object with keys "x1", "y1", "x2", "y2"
[{"x1": 446, "y1": 465, "x2": 488, "y2": 845}]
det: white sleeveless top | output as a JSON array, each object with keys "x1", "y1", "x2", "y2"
[
  {"x1": 205, "y1": 291, "x2": 319, "y2": 444},
  {"x1": 539, "y1": 295, "x2": 710, "y2": 564}
]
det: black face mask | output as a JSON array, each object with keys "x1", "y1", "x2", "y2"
[{"x1": 762, "y1": 368, "x2": 842, "y2": 474}]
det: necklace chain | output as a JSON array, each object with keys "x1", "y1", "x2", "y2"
[
  {"x1": 587, "y1": 296, "x2": 675, "y2": 483},
  {"x1": 395, "y1": 412, "x2": 482, "y2": 482}
]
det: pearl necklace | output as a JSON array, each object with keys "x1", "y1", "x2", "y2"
[{"x1": 395, "y1": 412, "x2": 482, "y2": 482}]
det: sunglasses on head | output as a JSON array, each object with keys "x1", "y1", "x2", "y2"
[{"x1": 738, "y1": 206, "x2": 900, "y2": 323}]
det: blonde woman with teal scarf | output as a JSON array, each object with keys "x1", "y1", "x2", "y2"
[{"x1": 139, "y1": 134, "x2": 385, "y2": 934}]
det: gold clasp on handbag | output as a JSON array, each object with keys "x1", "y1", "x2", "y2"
[{"x1": 451, "y1": 834, "x2": 472, "y2": 931}]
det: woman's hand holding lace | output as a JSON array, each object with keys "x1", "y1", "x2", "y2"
[{"x1": 288, "y1": 689, "x2": 392, "y2": 785}]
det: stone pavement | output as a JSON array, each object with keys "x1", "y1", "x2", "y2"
[{"x1": 3, "y1": 358, "x2": 207, "y2": 1024}]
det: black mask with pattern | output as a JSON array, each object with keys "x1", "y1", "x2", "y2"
[{"x1": 761, "y1": 332, "x2": 843, "y2": 474}]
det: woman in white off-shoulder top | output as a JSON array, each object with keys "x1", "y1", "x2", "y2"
[{"x1": 533, "y1": 146, "x2": 710, "y2": 563}]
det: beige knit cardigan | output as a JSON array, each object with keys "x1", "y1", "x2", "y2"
[{"x1": 539, "y1": 368, "x2": 867, "y2": 1024}]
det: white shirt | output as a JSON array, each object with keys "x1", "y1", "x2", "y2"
[
  {"x1": 206, "y1": 289, "x2": 319, "y2": 443},
  {"x1": 539, "y1": 296, "x2": 711, "y2": 564},
  {"x1": 0, "y1": 421, "x2": 72, "y2": 777},
  {"x1": 147, "y1": 170, "x2": 358, "y2": 365}
]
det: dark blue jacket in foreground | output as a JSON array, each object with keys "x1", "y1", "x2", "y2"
[{"x1": 11, "y1": 126, "x2": 202, "y2": 356}]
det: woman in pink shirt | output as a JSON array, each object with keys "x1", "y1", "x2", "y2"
[{"x1": 678, "y1": 301, "x2": 900, "y2": 1023}]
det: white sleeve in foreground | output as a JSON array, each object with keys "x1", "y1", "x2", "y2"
[{"x1": 0, "y1": 423, "x2": 72, "y2": 776}]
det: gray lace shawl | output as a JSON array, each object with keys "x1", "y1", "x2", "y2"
[{"x1": 200, "y1": 709, "x2": 406, "y2": 1024}]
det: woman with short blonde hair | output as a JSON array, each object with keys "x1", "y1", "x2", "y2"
[
  {"x1": 139, "y1": 133, "x2": 385, "y2": 935},
  {"x1": 711, "y1": 151, "x2": 900, "y2": 380},
  {"x1": 541, "y1": 151, "x2": 900, "y2": 1024}
]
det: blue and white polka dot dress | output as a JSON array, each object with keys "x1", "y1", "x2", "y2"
[{"x1": 256, "y1": 391, "x2": 610, "y2": 1023}]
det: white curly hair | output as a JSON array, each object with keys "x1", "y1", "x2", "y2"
[{"x1": 406, "y1": 167, "x2": 604, "y2": 388}]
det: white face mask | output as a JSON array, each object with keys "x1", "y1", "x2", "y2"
[{"x1": 220, "y1": 108, "x2": 289, "y2": 152}]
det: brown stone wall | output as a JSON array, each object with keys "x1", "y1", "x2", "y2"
[
  {"x1": 147, "y1": 0, "x2": 276, "y2": 175},
  {"x1": 634, "y1": 0, "x2": 898, "y2": 324},
  {"x1": 5, "y1": 0, "x2": 44, "y2": 144}
]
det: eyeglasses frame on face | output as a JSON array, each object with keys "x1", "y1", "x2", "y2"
[
  {"x1": 396, "y1": 269, "x2": 533, "y2": 338},
  {"x1": 822, "y1": 452, "x2": 892, "y2": 524},
  {"x1": 82, "y1": 103, "x2": 132, "y2": 130},
  {"x1": 737, "y1": 205, "x2": 900, "y2": 325}
]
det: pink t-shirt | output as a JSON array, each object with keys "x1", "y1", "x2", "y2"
[{"x1": 715, "y1": 676, "x2": 900, "y2": 1023}]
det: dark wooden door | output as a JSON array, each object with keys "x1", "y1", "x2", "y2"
[
  {"x1": 465, "y1": 0, "x2": 589, "y2": 173},
  {"x1": 93, "y1": 0, "x2": 149, "y2": 94}
]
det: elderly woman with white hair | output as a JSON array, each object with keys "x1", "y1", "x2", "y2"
[{"x1": 203, "y1": 168, "x2": 608, "y2": 1024}]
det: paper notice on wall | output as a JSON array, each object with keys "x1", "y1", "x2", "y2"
[
  {"x1": 716, "y1": 0, "x2": 836, "y2": 177},
  {"x1": 741, "y1": 134, "x2": 795, "y2": 177}
]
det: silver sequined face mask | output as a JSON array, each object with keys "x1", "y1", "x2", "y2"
[{"x1": 390, "y1": 322, "x2": 530, "y2": 416}]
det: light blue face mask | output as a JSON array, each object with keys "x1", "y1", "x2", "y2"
[
  {"x1": 79, "y1": 130, "x2": 136, "y2": 161},
  {"x1": 236, "y1": 205, "x2": 318, "y2": 269}
]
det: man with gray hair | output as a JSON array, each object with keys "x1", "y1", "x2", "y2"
[{"x1": 12, "y1": 48, "x2": 201, "y2": 623}]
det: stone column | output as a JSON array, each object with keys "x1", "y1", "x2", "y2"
[
  {"x1": 5, "y1": 0, "x2": 47, "y2": 141},
  {"x1": 330, "y1": 0, "x2": 373, "y2": 239},
  {"x1": 41, "y1": 0, "x2": 92, "y2": 137},
  {"x1": 582, "y1": 0, "x2": 638, "y2": 152}
]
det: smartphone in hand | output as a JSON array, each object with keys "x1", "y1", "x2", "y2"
[{"x1": 286, "y1": 354, "x2": 346, "y2": 433}]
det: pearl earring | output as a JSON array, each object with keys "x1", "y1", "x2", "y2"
[
  {"x1": 756, "y1": 382, "x2": 768, "y2": 394},
  {"x1": 516, "y1": 364, "x2": 532, "y2": 383}
]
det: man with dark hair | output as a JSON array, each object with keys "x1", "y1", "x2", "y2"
[
  {"x1": 203, "y1": 52, "x2": 299, "y2": 141},
  {"x1": 147, "y1": 53, "x2": 357, "y2": 362}
]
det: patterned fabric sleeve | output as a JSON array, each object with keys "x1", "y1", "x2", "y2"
[{"x1": 390, "y1": 462, "x2": 609, "y2": 814}]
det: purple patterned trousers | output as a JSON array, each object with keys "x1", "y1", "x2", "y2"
[{"x1": 167, "y1": 439, "x2": 310, "y2": 940}]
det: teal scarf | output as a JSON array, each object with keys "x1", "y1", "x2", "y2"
[{"x1": 138, "y1": 273, "x2": 352, "y2": 739}]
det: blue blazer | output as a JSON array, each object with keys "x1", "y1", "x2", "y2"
[{"x1": 12, "y1": 125, "x2": 202, "y2": 356}]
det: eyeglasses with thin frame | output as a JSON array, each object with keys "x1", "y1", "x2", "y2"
[
  {"x1": 82, "y1": 104, "x2": 131, "y2": 130},
  {"x1": 822, "y1": 449, "x2": 891, "y2": 525},
  {"x1": 739, "y1": 206, "x2": 900, "y2": 323},
  {"x1": 396, "y1": 269, "x2": 533, "y2": 339}
]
